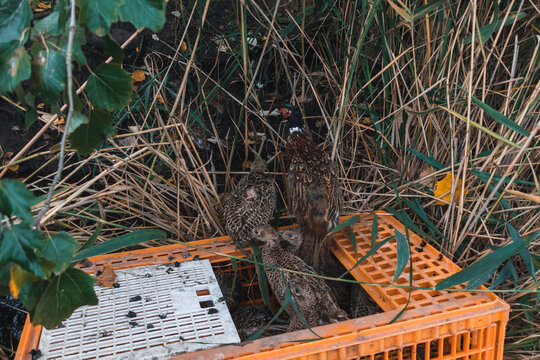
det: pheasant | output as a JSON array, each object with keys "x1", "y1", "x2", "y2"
[
  {"x1": 277, "y1": 227, "x2": 303, "y2": 255},
  {"x1": 279, "y1": 104, "x2": 340, "y2": 273},
  {"x1": 252, "y1": 225, "x2": 348, "y2": 332},
  {"x1": 220, "y1": 160, "x2": 276, "y2": 254}
]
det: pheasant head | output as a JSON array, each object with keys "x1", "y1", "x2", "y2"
[{"x1": 279, "y1": 104, "x2": 304, "y2": 134}]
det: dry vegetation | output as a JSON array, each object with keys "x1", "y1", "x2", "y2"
[{"x1": 4, "y1": 0, "x2": 539, "y2": 356}]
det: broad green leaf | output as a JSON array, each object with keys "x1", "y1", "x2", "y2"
[
  {"x1": 41, "y1": 232, "x2": 79, "y2": 273},
  {"x1": 0, "y1": 224, "x2": 45, "y2": 278},
  {"x1": 0, "y1": 179, "x2": 35, "y2": 222},
  {"x1": 406, "y1": 148, "x2": 444, "y2": 169},
  {"x1": 348, "y1": 227, "x2": 358, "y2": 260},
  {"x1": 466, "y1": 267, "x2": 496, "y2": 289},
  {"x1": 0, "y1": 45, "x2": 31, "y2": 95},
  {"x1": 435, "y1": 224, "x2": 530, "y2": 290},
  {"x1": 330, "y1": 215, "x2": 360, "y2": 233},
  {"x1": 458, "y1": 85, "x2": 529, "y2": 137},
  {"x1": 86, "y1": 63, "x2": 133, "y2": 110},
  {"x1": 33, "y1": 268, "x2": 98, "y2": 329},
  {"x1": 393, "y1": 230, "x2": 409, "y2": 283},
  {"x1": 104, "y1": 35, "x2": 124, "y2": 63},
  {"x1": 119, "y1": 0, "x2": 166, "y2": 31},
  {"x1": 8, "y1": 265, "x2": 46, "y2": 311},
  {"x1": 33, "y1": 9, "x2": 63, "y2": 36},
  {"x1": 61, "y1": 24, "x2": 87, "y2": 67},
  {"x1": 33, "y1": 49, "x2": 67, "y2": 103},
  {"x1": 24, "y1": 104, "x2": 38, "y2": 128},
  {"x1": 78, "y1": 0, "x2": 124, "y2": 36},
  {"x1": 69, "y1": 110, "x2": 114, "y2": 155},
  {"x1": 489, "y1": 260, "x2": 517, "y2": 289},
  {"x1": 0, "y1": 0, "x2": 32, "y2": 44},
  {"x1": 68, "y1": 111, "x2": 89, "y2": 134},
  {"x1": 73, "y1": 229, "x2": 166, "y2": 260},
  {"x1": 464, "y1": 12, "x2": 526, "y2": 44}
]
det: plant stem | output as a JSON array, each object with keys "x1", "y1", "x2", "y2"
[{"x1": 34, "y1": 0, "x2": 77, "y2": 230}]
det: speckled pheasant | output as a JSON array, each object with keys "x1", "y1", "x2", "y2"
[
  {"x1": 252, "y1": 225, "x2": 348, "y2": 331},
  {"x1": 349, "y1": 284, "x2": 381, "y2": 318},
  {"x1": 220, "y1": 160, "x2": 276, "y2": 254},
  {"x1": 279, "y1": 104, "x2": 340, "y2": 272},
  {"x1": 277, "y1": 227, "x2": 303, "y2": 256}
]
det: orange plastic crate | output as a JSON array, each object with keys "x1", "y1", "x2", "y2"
[{"x1": 16, "y1": 213, "x2": 509, "y2": 360}]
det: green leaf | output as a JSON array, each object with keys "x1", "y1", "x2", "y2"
[
  {"x1": 0, "y1": 263, "x2": 11, "y2": 295},
  {"x1": 33, "y1": 268, "x2": 98, "y2": 329},
  {"x1": 33, "y1": 49, "x2": 67, "y2": 103},
  {"x1": 33, "y1": 9, "x2": 63, "y2": 36},
  {"x1": 406, "y1": 148, "x2": 444, "y2": 169},
  {"x1": 489, "y1": 260, "x2": 517, "y2": 289},
  {"x1": 41, "y1": 232, "x2": 79, "y2": 273},
  {"x1": 0, "y1": 45, "x2": 31, "y2": 95},
  {"x1": 25, "y1": 105, "x2": 38, "y2": 128},
  {"x1": 86, "y1": 63, "x2": 133, "y2": 110},
  {"x1": 78, "y1": 0, "x2": 124, "y2": 36},
  {"x1": 61, "y1": 25, "x2": 87, "y2": 67},
  {"x1": 0, "y1": 224, "x2": 45, "y2": 278},
  {"x1": 435, "y1": 223, "x2": 530, "y2": 290},
  {"x1": 104, "y1": 35, "x2": 124, "y2": 63},
  {"x1": 119, "y1": 0, "x2": 166, "y2": 31},
  {"x1": 340, "y1": 236, "x2": 393, "y2": 278},
  {"x1": 69, "y1": 110, "x2": 114, "y2": 155},
  {"x1": 251, "y1": 244, "x2": 271, "y2": 308},
  {"x1": 412, "y1": 1, "x2": 443, "y2": 21},
  {"x1": 9, "y1": 265, "x2": 46, "y2": 311},
  {"x1": 73, "y1": 229, "x2": 166, "y2": 261},
  {"x1": 458, "y1": 85, "x2": 529, "y2": 137},
  {"x1": 68, "y1": 111, "x2": 89, "y2": 134},
  {"x1": 464, "y1": 12, "x2": 526, "y2": 44},
  {"x1": 466, "y1": 267, "x2": 496, "y2": 289},
  {"x1": 518, "y1": 246, "x2": 538, "y2": 285},
  {"x1": 330, "y1": 215, "x2": 360, "y2": 233},
  {"x1": 0, "y1": 0, "x2": 32, "y2": 44},
  {"x1": 393, "y1": 230, "x2": 409, "y2": 283},
  {"x1": 0, "y1": 179, "x2": 35, "y2": 222},
  {"x1": 77, "y1": 222, "x2": 102, "y2": 253}
]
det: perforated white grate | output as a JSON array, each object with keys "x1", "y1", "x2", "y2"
[{"x1": 38, "y1": 259, "x2": 240, "y2": 359}]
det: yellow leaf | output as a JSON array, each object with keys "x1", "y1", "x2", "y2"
[
  {"x1": 131, "y1": 69, "x2": 146, "y2": 82},
  {"x1": 96, "y1": 264, "x2": 117, "y2": 287},
  {"x1": 136, "y1": 47, "x2": 140, "y2": 53},
  {"x1": 54, "y1": 117, "x2": 65, "y2": 125},
  {"x1": 37, "y1": 2, "x2": 51, "y2": 9},
  {"x1": 9, "y1": 266, "x2": 39, "y2": 298},
  {"x1": 8, "y1": 164, "x2": 19, "y2": 172},
  {"x1": 37, "y1": 103, "x2": 45, "y2": 109},
  {"x1": 434, "y1": 172, "x2": 468, "y2": 205},
  {"x1": 181, "y1": 41, "x2": 187, "y2": 51},
  {"x1": 157, "y1": 94, "x2": 164, "y2": 103}
]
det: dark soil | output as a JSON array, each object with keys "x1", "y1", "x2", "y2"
[{"x1": 0, "y1": 296, "x2": 26, "y2": 358}]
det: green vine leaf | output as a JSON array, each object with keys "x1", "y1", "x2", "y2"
[
  {"x1": 119, "y1": 0, "x2": 166, "y2": 31},
  {"x1": 0, "y1": 224, "x2": 46, "y2": 279},
  {"x1": 86, "y1": 63, "x2": 133, "y2": 110},
  {"x1": 0, "y1": 0, "x2": 32, "y2": 44},
  {"x1": 0, "y1": 44, "x2": 31, "y2": 95},
  {"x1": 68, "y1": 111, "x2": 89, "y2": 133},
  {"x1": 78, "y1": 0, "x2": 124, "y2": 36},
  {"x1": 8, "y1": 265, "x2": 46, "y2": 311},
  {"x1": 41, "y1": 232, "x2": 80, "y2": 273},
  {"x1": 0, "y1": 179, "x2": 35, "y2": 222},
  {"x1": 69, "y1": 110, "x2": 115, "y2": 155},
  {"x1": 32, "y1": 49, "x2": 67, "y2": 103},
  {"x1": 33, "y1": 268, "x2": 98, "y2": 329}
]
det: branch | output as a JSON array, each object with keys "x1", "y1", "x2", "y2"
[{"x1": 34, "y1": 0, "x2": 77, "y2": 230}]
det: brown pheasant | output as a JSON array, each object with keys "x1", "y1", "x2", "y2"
[
  {"x1": 220, "y1": 160, "x2": 276, "y2": 254},
  {"x1": 252, "y1": 225, "x2": 348, "y2": 332},
  {"x1": 279, "y1": 104, "x2": 340, "y2": 273}
]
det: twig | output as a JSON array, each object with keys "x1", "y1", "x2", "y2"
[{"x1": 34, "y1": 0, "x2": 77, "y2": 230}]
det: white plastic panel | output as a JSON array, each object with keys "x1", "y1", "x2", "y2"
[{"x1": 39, "y1": 259, "x2": 240, "y2": 359}]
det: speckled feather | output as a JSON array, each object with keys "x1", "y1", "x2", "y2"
[
  {"x1": 286, "y1": 131, "x2": 340, "y2": 271},
  {"x1": 253, "y1": 225, "x2": 348, "y2": 332},
  {"x1": 221, "y1": 162, "x2": 276, "y2": 250}
]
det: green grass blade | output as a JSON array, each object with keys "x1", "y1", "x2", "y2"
[{"x1": 393, "y1": 230, "x2": 409, "y2": 283}]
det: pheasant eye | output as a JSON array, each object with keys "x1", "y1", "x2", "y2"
[{"x1": 280, "y1": 108, "x2": 291, "y2": 118}]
